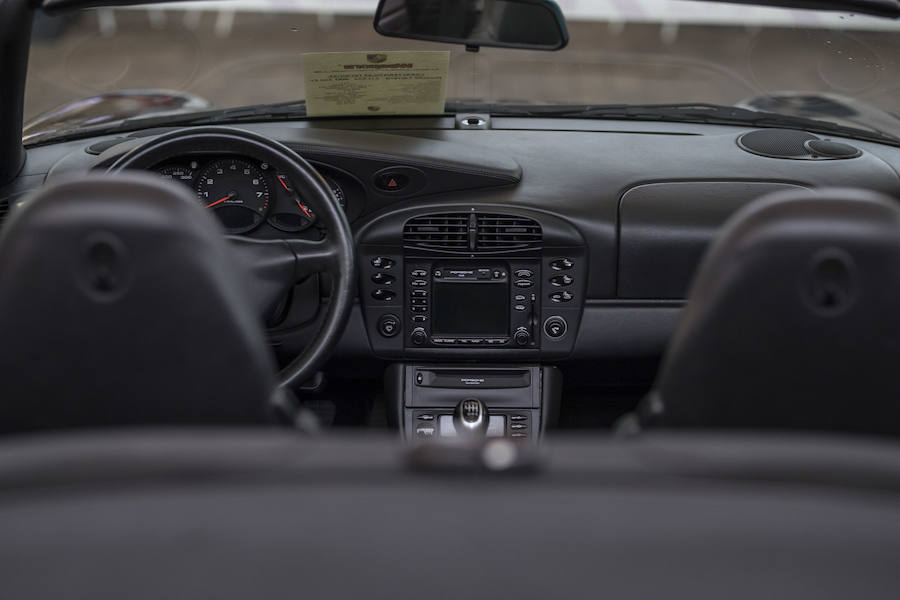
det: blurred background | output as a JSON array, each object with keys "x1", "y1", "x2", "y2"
[{"x1": 24, "y1": 0, "x2": 900, "y2": 120}]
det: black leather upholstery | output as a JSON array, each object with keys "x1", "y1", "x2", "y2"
[
  {"x1": 0, "y1": 173, "x2": 279, "y2": 434},
  {"x1": 639, "y1": 188, "x2": 900, "y2": 437}
]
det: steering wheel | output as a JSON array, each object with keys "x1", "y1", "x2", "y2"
[{"x1": 109, "y1": 127, "x2": 356, "y2": 391}]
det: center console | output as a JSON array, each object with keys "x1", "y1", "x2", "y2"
[
  {"x1": 386, "y1": 364, "x2": 562, "y2": 444},
  {"x1": 356, "y1": 205, "x2": 586, "y2": 442},
  {"x1": 403, "y1": 260, "x2": 541, "y2": 349}
]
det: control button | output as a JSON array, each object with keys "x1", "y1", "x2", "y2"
[
  {"x1": 510, "y1": 433, "x2": 527, "y2": 438},
  {"x1": 550, "y1": 258, "x2": 574, "y2": 271},
  {"x1": 550, "y1": 274, "x2": 574, "y2": 286},
  {"x1": 514, "y1": 269, "x2": 534, "y2": 278},
  {"x1": 432, "y1": 338, "x2": 456, "y2": 345},
  {"x1": 411, "y1": 279, "x2": 427, "y2": 287},
  {"x1": 411, "y1": 269, "x2": 427, "y2": 277},
  {"x1": 411, "y1": 299, "x2": 428, "y2": 307},
  {"x1": 371, "y1": 256, "x2": 394, "y2": 269},
  {"x1": 514, "y1": 304, "x2": 527, "y2": 311},
  {"x1": 416, "y1": 424, "x2": 436, "y2": 438},
  {"x1": 411, "y1": 306, "x2": 427, "y2": 313},
  {"x1": 371, "y1": 289, "x2": 395, "y2": 301},
  {"x1": 514, "y1": 279, "x2": 533, "y2": 288},
  {"x1": 549, "y1": 291, "x2": 574, "y2": 303},
  {"x1": 514, "y1": 328, "x2": 531, "y2": 346},
  {"x1": 412, "y1": 315, "x2": 427, "y2": 322},
  {"x1": 510, "y1": 415, "x2": 528, "y2": 421},
  {"x1": 377, "y1": 314, "x2": 400, "y2": 338},
  {"x1": 417, "y1": 414, "x2": 434, "y2": 421},
  {"x1": 493, "y1": 270, "x2": 504, "y2": 279},
  {"x1": 371, "y1": 273, "x2": 395, "y2": 285},
  {"x1": 433, "y1": 270, "x2": 443, "y2": 278},
  {"x1": 477, "y1": 268, "x2": 492, "y2": 280},
  {"x1": 514, "y1": 294, "x2": 526, "y2": 302},
  {"x1": 486, "y1": 338, "x2": 508, "y2": 345},
  {"x1": 412, "y1": 290, "x2": 428, "y2": 297},
  {"x1": 510, "y1": 423, "x2": 527, "y2": 430},
  {"x1": 544, "y1": 316, "x2": 568, "y2": 339},
  {"x1": 415, "y1": 373, "x2": 424, "y2": 385},
  {"x1": 376, "y1": 172, "x2": 409, "y2": 192},
  {"x1": 411, "y1": 327, "x2": 427, "y2": 345}
]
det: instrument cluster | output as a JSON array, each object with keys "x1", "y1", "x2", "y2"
[{"x1": 153, "y1": 156, "x2": 350, "y2": 235}]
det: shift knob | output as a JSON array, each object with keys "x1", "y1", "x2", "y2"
[{"x1": 453, "y1": 398, "x2": 489, "y2": 438}]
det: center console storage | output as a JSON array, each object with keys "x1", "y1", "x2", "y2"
[{"x1": 386, "y1": 364, "x2": 562, "y2": 444}]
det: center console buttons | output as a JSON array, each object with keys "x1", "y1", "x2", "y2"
[
  {"x1": 377, "y1": 314, "x2": 400, "y2": 338},
  {"x1": 514, "y1": 279, "x2": 533, "y2": 288},
  {"x1": 411, "y1": 279, "x2": 427, "y2": 287},
  {"x1": 544, "y1": 316, "x2": 568, "y2": 339},
  {"x1": 371, "y1": 289, "x2": 395, "y2": 301},
  {"x1": 411, "y1": 269, "x2": 427, "y2": 277},
  {"x1": 550, "y1": 258, "x2": 574, "y2": 271},
  {"x1": 514, "y1": 269, "x2": 534, "y2": 278},
  {"x1": 549, "y1": 291, "x2": 573, "y2": 303},
  {"x1": 550, "y1": 274, "x2": 573, "y2": 286},
  {"x1": 371, "y1": 273, "x2": 395, "y2": 285},
  {"x1": 411, "y1": 327, "x2": 427, "y2": 345},
  {"x1": 371, "y1": 256, "x2": 394, "y2": 269}
]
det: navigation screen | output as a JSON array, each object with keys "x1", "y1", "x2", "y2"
[{"x1": 432, "y1": 281, "x2": 509, "y2": 337}]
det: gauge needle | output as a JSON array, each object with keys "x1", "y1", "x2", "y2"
[
  {"x1": 277, "y1": 175, "x2": 291, "y2": 191},
  {"x1": 206, "y1": 193, "x2": 235, "y2": 208},
  {"x1": 296, "y1": 201, "x2": 312, "y2": 219}
]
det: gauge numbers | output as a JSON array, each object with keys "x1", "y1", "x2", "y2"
[{"x1": 195, "y1": 159, "x2": 270, "y2": 234}]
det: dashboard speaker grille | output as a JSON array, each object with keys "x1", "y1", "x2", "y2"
[
  {"x1": 403, "y1": 213, "x2": 469, "y2": 250},
  {"x1": 403, "y1": 212, "x2": 542, "y2": 252},
  {"x1": 476, "y1": 213, "x2": 542, "y2": 250},
  {"x1": 738, "y1": 129, "x2": 820, "y2": 158}
]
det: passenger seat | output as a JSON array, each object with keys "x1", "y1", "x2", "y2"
[{"x1": 630, "y1": 188, "x2": 900, "y2": 437}]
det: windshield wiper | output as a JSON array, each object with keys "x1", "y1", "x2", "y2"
[{"x1": 452, "y1": 102, "x2": 900, "y2": 147}]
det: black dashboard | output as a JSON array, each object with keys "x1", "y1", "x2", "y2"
[{"x1": 5, "y1": 117, "x2": 900, "y2": 375}]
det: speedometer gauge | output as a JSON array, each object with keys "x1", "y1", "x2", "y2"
[{"x1": 195, "y1": 159, "x2": 270, "y2": 234}]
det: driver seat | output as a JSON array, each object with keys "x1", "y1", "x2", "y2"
[
  {"x1": 634, "y1": 188, "x2": 900, "y2": 438},
  {"x1": 0, "y1": 173, "x2": 282, "y2": 434}
]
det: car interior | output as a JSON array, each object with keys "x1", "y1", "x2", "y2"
[{"x1": 2, "y1": 0, "x2": 900, "y2": 597}]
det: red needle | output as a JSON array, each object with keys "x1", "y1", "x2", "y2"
[
  {"x1": 296, "y1": 201, "x2": 312, "y2": 219},
  {"x1": 278, "y1": 175, "x2": 290, "y2": 191},
  {"x1": 206, "y1": 194, "x2": 232, "y2": 208}
]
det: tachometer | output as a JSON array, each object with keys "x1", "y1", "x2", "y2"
[{"x1": 195, "y1": 159, "x2": 270, "y2": 234}]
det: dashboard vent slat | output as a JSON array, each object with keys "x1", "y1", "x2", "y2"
[
  {"x1": 476, "y1": 213, "x2": 542, "y2": 250},
  {"x1": 403, "y1": 213, "x2": 469, "y2": 250},
  {"x1": 404, "y1": 212, "x2": 542, "y2": 253}
]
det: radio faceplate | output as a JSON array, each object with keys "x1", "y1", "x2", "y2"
[{"x1": 404, "y1": 260, "x2": 541, "y2": 349}]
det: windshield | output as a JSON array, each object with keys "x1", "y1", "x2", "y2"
[{"x1": 24, "y1": 0, "x2": 900, "y2": 138}]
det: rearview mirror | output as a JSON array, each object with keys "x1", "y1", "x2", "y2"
[{"x1": 373, "y1": 0, "x2": 569, "y2": 51}]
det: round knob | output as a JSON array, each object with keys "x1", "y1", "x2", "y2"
[
  {"x1": 377, "y1": 314, "x2": 400, "y2": 338},
  {"x1": 411, "y1": 327, "x2": 427, "y2": 345},
  {"x1": 514, "y1": 328, "x2": 530, "y2": 346}
]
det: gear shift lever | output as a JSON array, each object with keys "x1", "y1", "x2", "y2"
[{"x1": 453, "y1": 398, "x2": 489, "y2": 438}]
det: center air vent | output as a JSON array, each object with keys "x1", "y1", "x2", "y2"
[
  {"x1": 476, "y1": 213, "x2": 541, "y2": 250},
  {"x1": 403, "y1": 213, "x2": 469, "y2": 250},
  {"x1": 403, "y1": 211, "x2": 542, "y2": 253}
]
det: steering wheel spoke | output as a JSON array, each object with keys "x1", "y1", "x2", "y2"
[{"x1": 287, "y1": 237, "x2": 341, "y2": 280}]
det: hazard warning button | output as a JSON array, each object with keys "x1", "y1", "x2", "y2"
[{"x1": 375, "y1": 172, "x2": 410, "y2": 192}]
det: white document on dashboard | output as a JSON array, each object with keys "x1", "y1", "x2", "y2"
[{"x1": 302, "y1": 51, "x2": 450, "y2": 117}]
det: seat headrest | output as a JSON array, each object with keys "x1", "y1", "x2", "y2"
[
  {"x1": 643, "y1": 187, "x2": 900, "y2": 437},
  {"x1": 0, "y1": 172, "x2": 278, "y2": 434}
]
